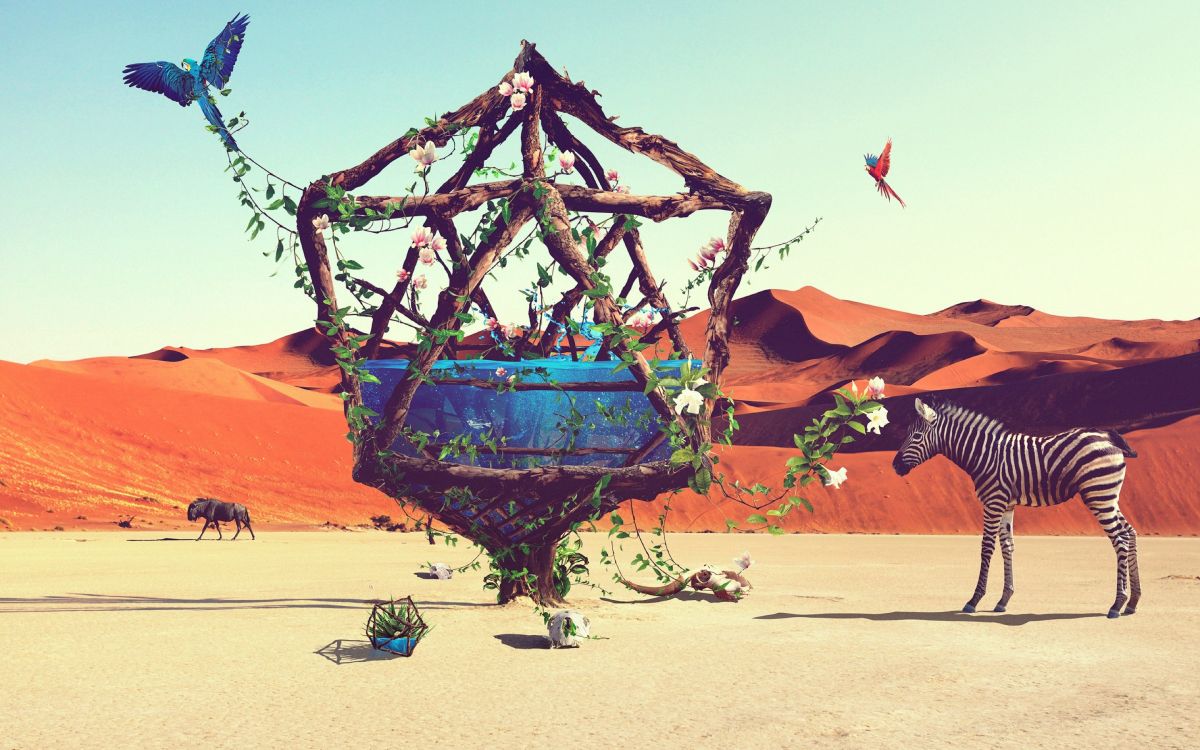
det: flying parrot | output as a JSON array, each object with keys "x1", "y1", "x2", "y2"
[
  {"x1": 121, "y1": 13, "x2": 250, "y2": 151},
  {"x1": 864, "y1": 138, "x2": 906, "y2": 207}
]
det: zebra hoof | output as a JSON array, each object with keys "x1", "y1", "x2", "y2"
[
  {"x1": 962, "y1": 604, "x2": 976, "y2": 614},
  {"x1": 1122, "y1": 607, "x2": 1137, "y2": 616},
  {"x1": 993, "y1": 605, "x2": 1007, "y2": 613},
  {"x1": 1107, "y1": 609, "x2": 1121, "y2": 619}
]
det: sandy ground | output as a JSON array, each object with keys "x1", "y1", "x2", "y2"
[{"x1": 2, "y1": 532, "x2": 1198, "y2": 749}]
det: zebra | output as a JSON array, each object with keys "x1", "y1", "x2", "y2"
[{"x1": 892, "y1": 398, "x2": 1140, "y2": 618}]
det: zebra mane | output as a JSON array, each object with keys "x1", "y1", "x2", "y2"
[{"x1": 928, "y1": 399, "x2": 1008, "y2": 431}]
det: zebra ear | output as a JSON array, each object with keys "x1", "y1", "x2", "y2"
[{"x1": 914, "y1": 398, "x2": 938, "y2": 423}]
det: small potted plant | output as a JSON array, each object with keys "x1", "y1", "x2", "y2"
[{"x1": 365, "y1": 596, "x2": 431, "y2": 656}]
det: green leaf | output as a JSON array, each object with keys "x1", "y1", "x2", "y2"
[{"x1": 746, "y1": 514, "x2": 768, "y2": 525}]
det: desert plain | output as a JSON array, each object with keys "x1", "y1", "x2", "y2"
[{"x1": 2, "y1": 531, "x2": 1198, "y2": 749}]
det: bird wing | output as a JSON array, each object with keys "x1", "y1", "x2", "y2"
[
  {"x1": 122, "y1": 61, "x2": 194, "y2": 106},
  {"x1": 877, "y1": 138, "x2": 894, "y2": 177},
  {"x1": 200, "y1": 13, "x2": 250, "y2": 88}
]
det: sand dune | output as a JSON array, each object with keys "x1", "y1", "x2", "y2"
[
  {"x1": 0, "y1": 361, "x2": 391, "y2": 531},
  {"x1": 3, "y1": 287, "x2": 1198, "y2": 535}
]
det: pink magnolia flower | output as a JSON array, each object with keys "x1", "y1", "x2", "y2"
[
  {"x1": 485, "y1": 317, "x2": 499, "y2": 331},
  {"x1": 734, "y1": 551, "x2": 753, "y2": 571},
  {"x1": 688, "y1": 258, "x2": 701, "y2": 272},
  {"x1": 558, "y1": 150, "x2": 576, "y2": 173},
  {"x1": 312, "y1": 215, "x2": 331, "y2": 232},
  {"x1": 430, "y1": 232, "x2": 447, "y2": 253},
  {"x1": 498, "y1": 81, "x2": 513, "y2": 97},
  {"x1": 512, "y1": 71, "x2": 535, "y2": 94},
  {"x1": 418, "y1": 247, "x2": 435, "y2": 265},
  {"x1": 615, "y1": 184, "x2": 630, "y2": 194},
  {"x1": 626, "y1": 312, "x2": 654, "y2": 333},
  {"x1": 411, "y1": 226, "x2": 433, "y2": 249},
  {"x1": 605, "y1": 169, "x2": 619, "y2": 183},
  {"x1": 412, "y1": 275, "x2": 428, "y2": 290},
  {"x1": 409, "y1": 141, "x2": 437, "y2": 168},
  {"x1": 502, "y1": 324, "x2": 520, "y2": 339},
  {"x1": 510, "y1": 92, "x2": 527, "y2": 111},
  {"x1": 396, "y1": 268, "x2": 410, "y2": 283},
  {"x1": 867, "y1": 376, "x2": 886, "y2": 399},
  {"x1": 495, "y1": 367, "x2": 507, "y2": 378},
  {"x1": 705, "y1": 237, "x2": 726, "y2": 255}
]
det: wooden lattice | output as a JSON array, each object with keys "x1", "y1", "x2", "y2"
[{"x1": 294, "y1": 41, "x2": 771, "y2": 602}]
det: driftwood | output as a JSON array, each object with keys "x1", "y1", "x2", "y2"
[{"x1": 294, "y1": 41, "x2": 772, "y2": 605}]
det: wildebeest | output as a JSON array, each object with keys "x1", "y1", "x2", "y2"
[{"x1": 187, "y1": 497, "x2": 255, "y2": 540}]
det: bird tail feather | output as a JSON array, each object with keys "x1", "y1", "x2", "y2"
[
  {"x1": 197, "y1": 95, "x2": 238, "y2": 151},
  {"x1": 877, "y1": 178, "x2": 906, "y2": 208}
]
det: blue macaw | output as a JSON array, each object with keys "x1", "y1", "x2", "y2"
[{"x1": 122, "y1": 13, "x2": 250, "y2": 150}]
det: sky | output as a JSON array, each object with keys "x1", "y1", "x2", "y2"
[{"x1": 1, "y1": 0, "x2": 1197, "y2": 363}]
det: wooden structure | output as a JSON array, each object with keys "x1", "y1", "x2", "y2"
[{"x1": 295, "y1": 41, "x2": 772, "y2": 604}]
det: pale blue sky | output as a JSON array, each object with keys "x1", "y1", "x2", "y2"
[{"x1": 2, "y1": 1, "x2": 1197, "y2": 363}]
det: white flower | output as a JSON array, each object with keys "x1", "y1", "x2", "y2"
[
  {"x1": 418, "y1": 248, "x2": 435, "y2": 265},
  {"x1": 430, "y1": 232, "x2": 447, "y2": 253},
  {"x1": 867, "y1": 376, "x2": 886, "y2": 399},
  {"x1": 495, "y1": 367, "x2": 507, "y2": 377},
  {"x1": 312, "y1": 215, "x2": 330, "y2": 232},
  {"x1": 734, "y1": 551, "x2": 753, "y2": 571},
  {"x1": 409, "y1": 141, "x2": 437, "y2": 168},
  {"x1": 823, "y1": 466, "x2": 848, "y2": 489},
  {"x1": 866, "y1": 406, "x2": 889, "y2": 435},
  {"x1": 674, "y1": 387, "x2": 705, "y2": 415},
  {"x1": 498, "y1": 81, "x2": 513, "y2": 97},
  {"x1": 558, "y1": 150, "x2": 576, "y2": 173},
  {"x1": 510, "y1": 92, "x2": 527, "y2": 111}
]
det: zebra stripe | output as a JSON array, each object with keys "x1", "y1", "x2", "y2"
[{"x1": 892, "y1": 399, "x2": 1140, "y2": 618}]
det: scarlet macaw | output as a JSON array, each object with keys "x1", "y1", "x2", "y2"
[
  {"x1": 864, "y1": 138, "x2": 906, "y2": 207},
  {"x1": 121, "y1": 13, "x2": 250, "y2": 150}
]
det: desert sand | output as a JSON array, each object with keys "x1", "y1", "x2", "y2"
[{"x1": 2, "y1": 531, "x2": 1198, "y2": 749}]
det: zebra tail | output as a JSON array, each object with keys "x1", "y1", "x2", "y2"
[{"x1": 1107, "y1": 431, "x2": 1137, "y2": 458}]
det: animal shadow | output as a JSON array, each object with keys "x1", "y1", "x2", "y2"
[{"x1": 757, "y1": 610, "x2": 1107, "y2": 626}]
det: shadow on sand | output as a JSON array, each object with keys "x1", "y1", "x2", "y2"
[
  {"x1": 494, "y1": 633, "x2": 551, "y2": 650},
  {"x1": 0, "y1": 593, "x2": 490, "y2": 614},
  {"x1": 314, "y1": 639, "x2": 402, "y2": 665},
  {"x1": 756, "y1": 610, "x2": 1107, "y2": 626},
  {"x1": 126, "y1": 537, "x2": 198, "y2": 542},
  {"x1": 600, "y1": 590, "x2": 719, "y2": 605}
]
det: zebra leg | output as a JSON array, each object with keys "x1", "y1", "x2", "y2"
[
  {"x1": 1121, "y1": 517, "x2": 1141, "y2": 615},
  {"x1": 964, "y1": 505, "x2": 1004, "y2": 613},
  {"x1": 1083, "y1": 493, "x2": 1129, "y2": 618},
  {"x1": 994, "y1": 509, "x2": 1016, "y2": 612}
]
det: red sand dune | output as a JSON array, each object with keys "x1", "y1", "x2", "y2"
[
  {"x1": 2, "y1": 287, "x2": 1198, "y2": 534},
  {"x1": 0, "y1": 361, "x2": 391, "y2": 531},
  {"x1": 646, "y1": 415, "x2": 1200, "y2": 535}
]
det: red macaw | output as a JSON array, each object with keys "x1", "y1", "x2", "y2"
[{"x1": 864, "y1": 138, "x2": 906, "y2": 207}]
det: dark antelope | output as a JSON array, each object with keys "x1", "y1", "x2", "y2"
[
  {"x1": 893, "y1": 399, "x2": 1140, "y2": 618},
  {"x1": 187, "y1": 498, "x2": 255, "y2": 541}
]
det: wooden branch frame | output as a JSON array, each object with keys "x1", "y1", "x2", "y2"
[{"x1": 296, "y1": 40, "x2": 773, "y2": 545}]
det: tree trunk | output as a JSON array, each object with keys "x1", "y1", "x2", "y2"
[{"x1": 494, "y1": 540, "x2": 565, "y2": 607}]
